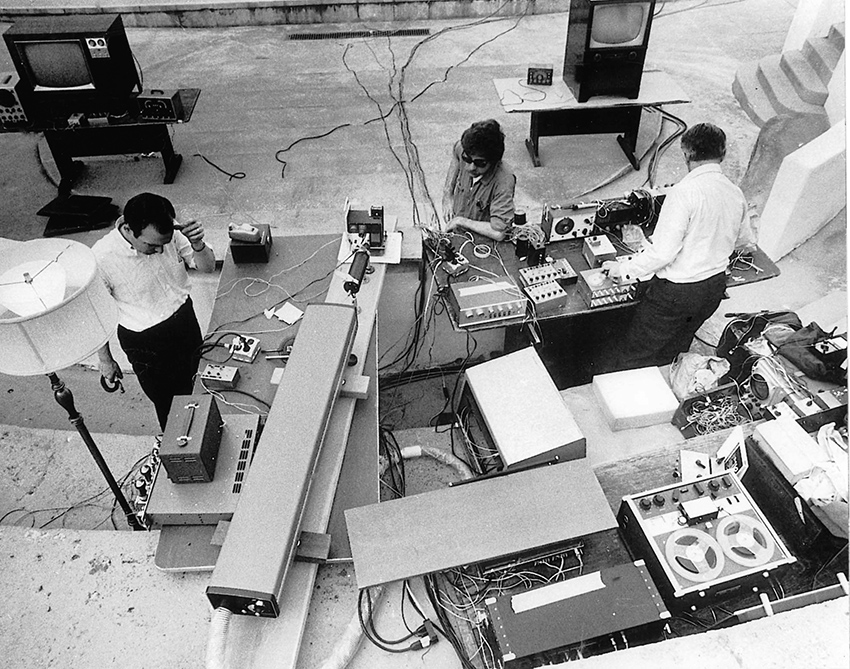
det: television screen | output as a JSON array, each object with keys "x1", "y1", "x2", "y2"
[
  {"x1": 589, "y1": 3, "x2": 651, "y2": 48},
  {"x1": 19, "y1": 40, "x2": 94, "y2": 90}
]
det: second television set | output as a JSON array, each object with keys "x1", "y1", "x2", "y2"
[{"x1": 563, "y1": 0, "x2": 657, "y2": 102}]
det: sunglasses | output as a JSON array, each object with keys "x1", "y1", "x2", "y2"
[{"x1": 461, "y1": 152, "x2": 490, "y2": 168}]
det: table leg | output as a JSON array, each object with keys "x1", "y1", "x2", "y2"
[
  {"x1": 525, "y1": 112, "x2": 542, "y2": 167},
  {"x1": 155, "y1": 125, "x2": 183, "y2": 184},
  {"x1": 43, "y1": 131, "x2": 85, "y2": 195},
  {"x1": 616, "y1": 108, "x2": 642, "y2": 170}
]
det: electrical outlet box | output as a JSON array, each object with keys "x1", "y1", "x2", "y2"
[
  {"x1": 582, "y1": 235, "x2": 617, "y2": 267},
  {"x1": 230, "y1": 336, "x2": 260, "y2": 363},
  {"x1": 201, "y1": 364, "x2": 240, "y2": 389}
]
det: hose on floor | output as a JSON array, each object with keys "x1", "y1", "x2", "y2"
[
  {"x1": 205, "y1": 606, "x2": 233, "y2": 669},
  {"x1": 204, "y1": 443, "x2": 470, "y2": 669}
]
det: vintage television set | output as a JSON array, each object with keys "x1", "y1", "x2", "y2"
[
  {"x1": 563, "y1": 0, "x2": 656, "y2": 102},
  {"x1": 3, "y1": 14, "x2": 141, "y2": 125}
]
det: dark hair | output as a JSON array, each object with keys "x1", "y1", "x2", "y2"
[
  {"x1": 122, "y1": 192, "x2": 176, "y2": 236},
  {"x1": 681, "y1": 123, "x2": 726, "y2": 162},
  {"x1": 460, "y1": 119, "x2": 505, "y2": 164}
]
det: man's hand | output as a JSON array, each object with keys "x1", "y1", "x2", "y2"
[
  {"x1": 179, "y1": 219, "x2": 206, "y2": 251},
  {"x1": 98, "y1": 356, "x2": 123, "y2": 386},
  {"x1": 601, "y1": 260, "x2": 622, "y2": 281},
  {"x1": 443, "y1": 202, "x2": 455, "y2": 226}
]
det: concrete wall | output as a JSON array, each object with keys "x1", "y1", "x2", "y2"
[
  {"x1": 783, "y1": 0, "x2": 844, "y2": 52},
  {"x1": 825, "y1": 51, "x2": 846, "y2": 124},
  {"x1": 758, "y1": 121, "x2": 846, "y2": 261}
]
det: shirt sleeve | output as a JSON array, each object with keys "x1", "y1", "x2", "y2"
[
  {"x1": 619, "y1": 186, "x2": 689, "y2": 280},
  {"x1": 95, "y1": 264, "x2": 115, "y2": 297},
  {"x1": 488, "y1": 170, "x2": 516, "y2": 233},
  {"x1": 173, "y1": 230, "x2": 195, "y2": 267},
  {"x1": 735, "y1": 204, "x2": 757, "y2": 250}
]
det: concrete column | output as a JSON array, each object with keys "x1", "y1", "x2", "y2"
[
  {"x1": 825, "y1": 51, "x2": 846, "y2": 125},
  {"x1": 758, "y1": 121, "x2": 846, "y2": 261}
]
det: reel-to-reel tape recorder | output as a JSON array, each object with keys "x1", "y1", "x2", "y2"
[{"x1": 618, "y1": 471, "x2": 796, "y2": 609}]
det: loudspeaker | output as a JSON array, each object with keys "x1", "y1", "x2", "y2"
[
  {"x1": 0, "y1": 72, "x2": 27, "y2": 127},
  {"x1": 135, "y1": 89, "x2": 184, "y2": 121}
]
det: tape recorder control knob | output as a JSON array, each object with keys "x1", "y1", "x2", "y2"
[
  {"x1": 639, "y1": 498, "x2": 652, "y2": 511},
  {"x1": 653, "y1": 494, "x2": 665, "y2": 507}
]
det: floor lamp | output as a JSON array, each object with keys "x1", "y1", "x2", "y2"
[{"x1": 0, "y1": 237, "x2": 144, "y2": 531}]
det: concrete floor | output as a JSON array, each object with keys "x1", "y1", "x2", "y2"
[{"x1": 0, "y1": 1, "x2": 848, "y2": 668}]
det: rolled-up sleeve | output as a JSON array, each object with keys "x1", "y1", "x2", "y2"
[{"x1": 619, "y1": 188, "x2": 689, "y2": 280}]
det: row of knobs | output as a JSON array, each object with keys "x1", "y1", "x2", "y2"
[
  {"x1": 638, "y1": 476, "x2": 733, "y2": 511},
  {"x1": 463, "y1": 305, "x2": 519, "y2": 320}
]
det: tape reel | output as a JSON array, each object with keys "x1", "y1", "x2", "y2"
[
  {"x1": 715, "y1": 515, "x2": 776, "y2": 567},
  {"x1": 665, "y1": 528, "x2": 725, "y2": 583}
]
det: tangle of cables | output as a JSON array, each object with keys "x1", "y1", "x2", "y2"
[
  {"x1": 684, "y1": 392, "x2": 751, "y2": 435},
  {"x1": 507, "y1": 223, "x2": 546, "y2": 248}
]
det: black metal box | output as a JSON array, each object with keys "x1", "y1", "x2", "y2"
[
  {"x1": 230, "y1": 223, "x2": 272, "y2": 264},
  {"x1": 160, "y1": 394, "x2": 223, "y2": 483},
  {"x1": 135, "y1": 89, "x2": 184, "y2": 121}
]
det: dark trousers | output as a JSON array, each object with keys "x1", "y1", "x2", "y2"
[
  {"x1": 602, "y1": 273, "x2": 727, "y2": 374},
  {"x1": 117, "y1": 297, "x2": 203, "y2": 431}
]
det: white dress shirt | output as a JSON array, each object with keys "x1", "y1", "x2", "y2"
[
  {"x1": 92, "y1": 223, "x2": 196, "y2": 332},
  {"x1": 619, "y1": 163, "x2": 755, "y2": 283}
]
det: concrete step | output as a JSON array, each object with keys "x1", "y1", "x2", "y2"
[
  {"x1": 802, "y1": 32, "x2": 843, "y2": 85},
  {"x1": 827, "y1": 21, "x2": 845, "y2": 52},
  {"x1": 756, "y1": 54, "x2": 825, "y2": 117},
  {"x1": 732, "y1": 61, "x2": 778, "y2": 128},
  {"x1": 780, "y1": 50, "x2": 830, "y2": 105}
]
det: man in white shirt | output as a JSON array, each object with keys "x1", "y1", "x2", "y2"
[
  {"x1": 599, "y1": 123, "x2": 756, "y2": 373},
  {"x1": 93, "y1": 192, "x2": 216, "y2": 430}
]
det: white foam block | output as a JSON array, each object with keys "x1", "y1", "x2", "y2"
[{"x1": 592, "y1": 367, "x2": 680, "y2": 431}]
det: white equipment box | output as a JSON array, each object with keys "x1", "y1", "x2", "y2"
[{"x1": 462, "y1": 346, "x2": 585, "y2": 467}]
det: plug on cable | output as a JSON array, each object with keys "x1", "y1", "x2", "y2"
[{"x1": 406, "y1": 620, "x2": 439, "y2": 651}]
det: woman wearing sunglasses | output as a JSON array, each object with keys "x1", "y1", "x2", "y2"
[{"x1": 442, "y1": 119, "x2": 516, "y2": 242}]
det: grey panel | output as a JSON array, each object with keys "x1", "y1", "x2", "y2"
[
  {"x1": 206, "y1": 302, "x2": 357, "y2": 615},
  {"x1": 346, "y1": 458, "x2": 617, "y2": 588}
]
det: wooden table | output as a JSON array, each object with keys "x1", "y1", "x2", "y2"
[
  {"x1": 494, "y1": 71, "x2": 690, "y2": 168},
  {"x1": 433, "y1": 233, "x2": 780, "y2": 334},
  {"x1": 431, "y1": 232, "x2": 779, "y2": 388},
  {"x1": 156, "y1": 234, "x2": 381, "y2": 567}
]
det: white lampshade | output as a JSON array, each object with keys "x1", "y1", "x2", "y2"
[{"x1": 0, "y1": 238, "x2": 117, "y2": 376}]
